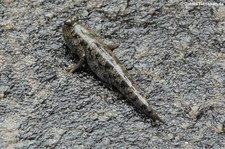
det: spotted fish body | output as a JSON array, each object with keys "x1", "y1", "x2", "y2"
[{"x1": 63, "y1": 17, "x2": 164, "y2": 123}]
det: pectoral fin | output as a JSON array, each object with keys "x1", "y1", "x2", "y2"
[
  {"x1": 65, "y1": 57, "x2": 85, "y2": 73},
  {"x1": 103, "y1": 39, "x2": 119, "y2": 51}
]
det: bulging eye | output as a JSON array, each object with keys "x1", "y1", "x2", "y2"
[
  {"x1": 71, "y1": 16, "x2": 79, "y2": 22},
  {"x1": 64, "y1": 16, "x2": 79, "y2": 26},
  {"x1": 64, "y1": 19, "x2": 72, "y2": 25}
]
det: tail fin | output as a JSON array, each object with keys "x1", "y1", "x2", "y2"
[{"x1": 148, "y1": 110, "x2": 166, "y2": 124}]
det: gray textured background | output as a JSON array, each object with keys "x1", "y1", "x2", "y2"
[{"x1": 1, "y1": 0, "x2": 225, "y2": 148}]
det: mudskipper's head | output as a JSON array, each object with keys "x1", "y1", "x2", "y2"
[
  {"x1": 62, "y1": 16, "x2": 79, "y2": 33},
  {"x1": 64, "y1": 16, "x2": 79, "y2": 26},
  {"x1": 62, "y1": 16, "x2": 79, "y2": 51}
]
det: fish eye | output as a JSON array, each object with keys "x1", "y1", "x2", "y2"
[
  {"x1": 64, "y1": 16, "x2": 79, "y2": 26},
  {"x1": 71, "y1": 16, "x2": 79, "y2": 22}
]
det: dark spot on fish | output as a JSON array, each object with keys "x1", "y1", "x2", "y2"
[
  {"x1": 89, "y1": 47, "x2": 94, "y2": 54},
  {"x1": 95, "y1": 42, "x2": 101, "y2": 49},
  {"x1": 110, "y1": 69, "x2": 117, "y2": 77},
  {"x1": 94, "y1": 52, "x2": 102, "y2": 61},
  {"x1": 104, "y1": 61, "x2": 112, "y2": 69},
  {"x1": 80, "y1": 29, "x2": 84, "y2": 34},
  {"x1": 71, "y1": 32, "x2": 78, "y2": 39},
  {"x1": 120, "y1": 80, "x2": 127, "y2": 87},
  {"x1": 88, "y1": 49, "x2": 95, "y2": 59},
  {"x1": 140, "y1": 104, "x2": 148, "y2": 110},
  {"x1": 129, "y1": 93, "x2": 138, "y2": 101},
  {"x1": 103, "y1": 70, "x2": 110, "y2": 78},
  {"x1": 125, "y1": 87, "x2": 134, "y2": 97},
  {"x1": 80, "y1": 39, "x2": 87, "y2": 47}
]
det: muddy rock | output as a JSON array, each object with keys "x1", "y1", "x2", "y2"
[{"x1": 0, "y1": 0, "x2": 224, "y2": 148}]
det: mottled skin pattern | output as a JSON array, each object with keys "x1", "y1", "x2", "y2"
[{"x1": 62, "y1": 17, "x2": 165, "y2": 124}]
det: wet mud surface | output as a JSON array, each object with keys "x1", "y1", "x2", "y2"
[{"x1": 0, "y1": 0, "x2": 225, "y2": 148}]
